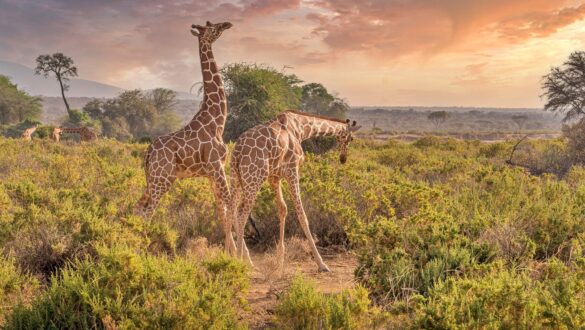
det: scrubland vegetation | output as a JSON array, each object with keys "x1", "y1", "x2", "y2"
[{"x1": 1, "y1": 134, "x2": 585, "y2": 328}]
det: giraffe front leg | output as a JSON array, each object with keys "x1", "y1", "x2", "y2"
[
  {"x1": 269, "y1": 177, "x2": 287, "y2": 274},
  {"x1": 210, "y1": 169, "x2": 238, "y2": 257},
  {"x1": 286, "y1": 170, "x2": 330, "y2": 273}
]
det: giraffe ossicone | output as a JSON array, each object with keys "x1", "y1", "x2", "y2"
[
  {"x1": 135, "y1": 21, "x2": 252, "y2": 263},
  {"x1": 229, "y1": 110, "x2": 361, "y2": 272}
]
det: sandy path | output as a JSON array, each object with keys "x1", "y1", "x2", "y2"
[{"x1": 243, "y1": 249, "x2": 358, "y2": 329}]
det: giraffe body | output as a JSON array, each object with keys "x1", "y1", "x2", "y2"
[
  {"x1": 229, "y1": 110, "x2": 361, "y2": 272},
  {"x1": 21, "y1": 125, "x2": 38, "y2": 141},
  {"x1": 55, "y1": 127, "x2": 97, "y2": 142},
  {"x1": 135, "y1": 21, "x2": 250, "y2": 260}
]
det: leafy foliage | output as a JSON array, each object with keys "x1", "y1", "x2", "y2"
[
  {"x1": 274, "y1": 274, "x2": 385, "y2": 329},
  {"x1": 221, "y1": 63, "x2": 302, "y2": 141},
  {"x1": 83, "y1": 89, "x2": 181, "y2": 140},
  {"x1": 542, "y1": 51, "x2": 585, "y2": 122},
  {"x1": 0, "y1": 76, "x2": 42, "y2": 125},
  {"x1": 6, "y1": 247, "x2": 248, "y2": 329}
]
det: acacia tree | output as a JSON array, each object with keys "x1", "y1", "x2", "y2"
[
  {"x1": 542, "y1": 51, "x2": 585, "y2": 122},
  {"x1": 34, "y1": 53, "x2": 78, "y2": 119},
  {"x1": 512, "y1": 115, "x2": 528, "y2": 132},
  {"x1": 428, "y1": 111, "x2": 449, "y2": 130}
]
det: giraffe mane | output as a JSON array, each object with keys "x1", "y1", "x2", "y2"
[{"x1": 284, "y1": 110, "x2": 348, "y2": 124}]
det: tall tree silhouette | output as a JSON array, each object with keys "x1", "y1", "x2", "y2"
[{"x1": 35, "y1": 53, "x2": 78, "y2": 119}]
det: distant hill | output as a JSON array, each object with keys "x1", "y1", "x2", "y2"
[
  {"x1": 0, "y1": 60, "x2": 198, "y2": 100},
  {"x1": 0, "y1": 60, "x2": 123, "y2": 98}
]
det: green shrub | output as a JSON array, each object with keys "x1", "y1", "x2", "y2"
[
  {"x1": 6, "y1": 246, "x2": 248, "y2": 329},
  {"x1": 0, "y1": 258, "x2": 38, "y2": 326},
  {"x1": 274, "y1": 274, "x2": 385, "y2": 330},
  {"x1": 415, "y1": 260, "x2": 585, "y2": 329}
]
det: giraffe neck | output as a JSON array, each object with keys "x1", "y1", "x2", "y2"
[
  {"x1": 188, "y1": 39, "x2": 227, "y2": 136},
  {"x1": 285, "y1": 111, "x2": 347, "y2": 141}
]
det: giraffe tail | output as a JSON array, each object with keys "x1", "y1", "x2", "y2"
[{"x1": 136, "y1": 144, "x2": 154, "y2": 216}]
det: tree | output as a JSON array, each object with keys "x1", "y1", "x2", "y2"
[
  {"x1": 427, "y1": 111, "x2": 449, "y2": 130},
  {"x1": 221, "y1": 63, "x2": 302, "y2": 141},
  {"x1": 512, "y1": 115, "x2": 528, "y2": 132},
  {"x1": 34, "y1": 53, "x2": 78, "y2": 119},
  {"x1": 83, "y1": 89, "x2": 180, "y2": 140},
  {"x1": 300, "y1": 83, "x2": 349, "y2": 120},
  {"x1": 148, "y1": 88, "x2": 178, "y2": 114},
  {"x1": 542, "y1": 51, "x2": 585, "y2": 122},
  {"x1": 0, "y1": 75, "x2": 42, "y2": 125}
]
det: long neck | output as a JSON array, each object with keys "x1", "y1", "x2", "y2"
[
  {"x1": 188, "y1": 39, "x2": 227, "y2": 136},
  {"x1": 287, "y1": 113, "x2": 347, "y2": 141}
]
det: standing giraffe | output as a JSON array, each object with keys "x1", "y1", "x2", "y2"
[
  {"x1": 53, "y1": 127, "x2": 97, "y2": 142},
  {"x1": 229, "y1": 110, "x2": 361, "y2": 272},
  {"x1": 21, "y1": 125, "x2": 38, "y2": 141},
  {"x1": 135, "y1": 21, "x2": 249, "y2": 259}
]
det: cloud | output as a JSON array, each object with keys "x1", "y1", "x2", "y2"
[
  {"x1": 308, "y1": 0, "x2": 585, "y2": 58},
  {"x1": 0, "y1": 0, "x2": 303, "y2": 90}
]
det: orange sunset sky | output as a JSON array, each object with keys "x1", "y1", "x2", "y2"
[{"x1": 2, "y1": 0, "x2": 585, "y2": 108}]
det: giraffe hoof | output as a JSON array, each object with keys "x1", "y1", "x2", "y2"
[{"x1": 318, "y1": 264, "x2": 331, "y2": 273}]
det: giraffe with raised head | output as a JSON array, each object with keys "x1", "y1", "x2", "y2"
[
  {"x1": 229, "y1": 110, "x2": 361, "y2": 272},
  {"x1": 135, "y1": 21, "x2": 250, "y2": 259},
  {"x1": 53, "y1": 127, "x2": 97, "y2": 142},
  {"x1": 21, "y1": 125, "x2": 38, "y2": 141}
]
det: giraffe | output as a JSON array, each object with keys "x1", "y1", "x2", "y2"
[
  {"x1": 21, "y1": 125, "x2": 38, "y2": 141},
  {"x1": 229, "y1": 110, "x2": 361, "y2": 272},
  {"x1": 135, "y1": 21, "x2": 251, "y2": 260},
  {"x1": 53, "y1": 127, "x2": 97, "y2": 142}
]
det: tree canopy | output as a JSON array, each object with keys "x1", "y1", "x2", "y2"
[
  {"x1": 300, "y1": 83, "x2": 349, "y2": 120},
  {"x1": 221, "y1": 63, "x2": 302, "y2": 141},
  {"x1": 35, "y1": 53, "x2": 78, "y2": 119},
  {"x1": 542, "y1": 51, "x2": 585, "y2": 122},
  {"x1": 83, "y1": 89, "x2": 180, "y2": 140},
  {"x1": 0, "y1": 75, "x2": 42, "y2": 125},
  {"x1": 221, "y1": 63, "x2": 349, "y2": 142},
  {"x1": 427, "y1": 111, "x2": 450, "y2": 129}
]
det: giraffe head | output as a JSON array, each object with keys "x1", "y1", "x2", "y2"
[
  {"x1": 52, "y1": 127, "x2": 62, "y2": 141},
  {"x1": 191, "y1": 21, "x2": 232, "y2": 43},
  {"x1": 337, "y1": 120, "x2": 361, "y2": 164}
]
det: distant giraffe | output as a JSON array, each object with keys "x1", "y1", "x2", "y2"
[
  {"x1": 229, "y1": 110, "x2": 361, "y2": 272},
  {"x1": 135, "y1": 21, "x2": 250, "y2": 260},
  {"x1": 21, "y1": 125, "x2": 38, "y2": 141},
  {"x1": 54, "y1": 127, "x2": 97, "y2": 142}
]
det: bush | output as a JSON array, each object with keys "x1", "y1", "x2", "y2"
[
  {"x1": 415, "y1": 260, "x2": 585, "y2": 329},
  {"x1": 274, "y1": 274, "x2": 385, "y2": 329},
  {"x1": 6, "y1": 247, "x2": 248, "y2": 329},
  {"x1": 0, "y1": 258, "x2": 38, "y2": 326}
]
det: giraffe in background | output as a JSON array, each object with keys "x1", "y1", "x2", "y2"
[
  {"x1": 229, "y1": 110, "x2": 361, "y2": 272},
  {"x1": 53, "y1": 127, "x2": 97, "y2": 142},
  {"x1": 135, "y1": 21, "x2": 251, "y2": 260},
  {"x1": 21, "y1": 125, "x2": 38, "y2": 141}
]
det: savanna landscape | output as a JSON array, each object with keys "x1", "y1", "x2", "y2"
[{"x1": 2, "y1": 1, "x2": 585, "y2": 329}]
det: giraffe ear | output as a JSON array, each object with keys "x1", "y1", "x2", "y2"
[
  {"x1": 277, "y1": 112, "x2": 288, "y2": 127},
  {"x1": 345, "y1": 119, "x2": 350, "y2": 124}
]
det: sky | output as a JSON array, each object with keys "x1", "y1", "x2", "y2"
[{"x1": 2, "y1": 0, "x2": 585, "y2": 108}]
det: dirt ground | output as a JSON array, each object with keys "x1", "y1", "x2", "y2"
[{"x1": 242, "y1": 244, "x2": 358, "y2": 329}]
